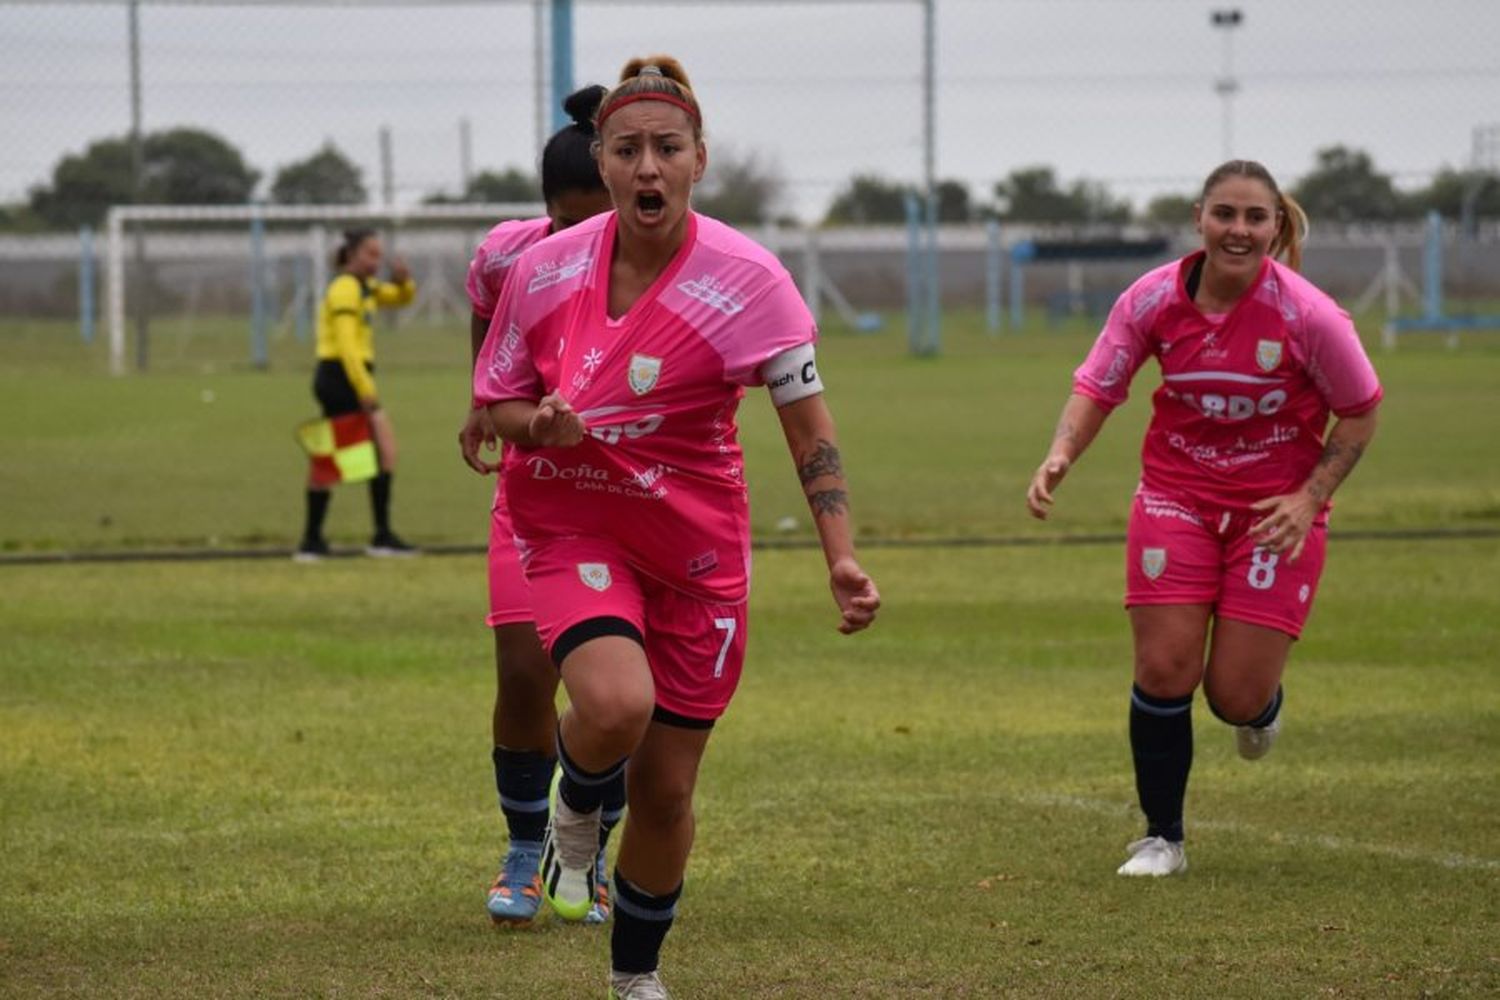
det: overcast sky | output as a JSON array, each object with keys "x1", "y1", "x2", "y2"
[{"x1": 4, "y1": 0, "x2": 1497, "y2": 220}]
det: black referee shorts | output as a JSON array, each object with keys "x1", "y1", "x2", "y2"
[{"x1": 312, "y1": 359, "x2": 373, "y2": 418}]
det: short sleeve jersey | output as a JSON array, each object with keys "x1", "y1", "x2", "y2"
[
  {"x1": 1072, "y1": 252, "x2": 1382, "y2": 509},
  {"x1": 473, "y1": 211, "x2": 818, "y2": 603},
  {"x1": 465, "y1": 216, "x2": 555, "y2": 517},
  {"x1": 465, "y1": 217, "x2": 555, "y2": 319}
]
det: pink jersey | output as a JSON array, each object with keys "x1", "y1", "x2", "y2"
[
  {"x1": 1074, "y1": 252, "x2": 1382, "y2": 509},
  {"x1": 465, "y1": 216, "x2": 555, "y2": 319},
  {"x1": 466, "y1": 216, "x2": 555, "y2": 526},
  {"x1": 473, "y1": 211, "x2": 817, "y2": 603}
]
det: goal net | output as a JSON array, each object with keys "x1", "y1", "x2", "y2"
[{"x1": 104, "y1": 202, "x2": 543, "y2": 375}]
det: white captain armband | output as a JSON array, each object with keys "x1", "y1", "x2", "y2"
[{"x1": 761, "y1": 342, "x2": 824, "y2": 407}]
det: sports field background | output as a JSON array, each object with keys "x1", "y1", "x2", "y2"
[{"x1": 2, "y1": 315, "x2": 1498, "y2": 997}]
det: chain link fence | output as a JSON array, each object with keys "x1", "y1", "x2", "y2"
[{"x1": 2, "y1": 0, "x2": 1498, "y2": 359}]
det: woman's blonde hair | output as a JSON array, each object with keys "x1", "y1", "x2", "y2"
[
  {"x1": 1200, "y1": 159, "x2": 1309, "y2": 271},
  {"x1": 594, "y1": 55, "x2": 702, "y2": 139}
]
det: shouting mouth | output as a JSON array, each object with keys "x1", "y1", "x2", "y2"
[{"x1": 636, "y1": 191, "x2": 666, "y2": 220}]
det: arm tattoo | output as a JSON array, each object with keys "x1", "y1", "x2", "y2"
[
  {"x1": 1053, "y1": 418, "x2": 1078, "y2": 448},
  {"x1": 808, "y1": 488, "x2": 849, "y2": 518},
  {"x1": 797, "y1": 439, "x2": 844, "y2": 485},
  {"x1": 1306, "y1": 437, "x2": 1366, "y2": 502}
]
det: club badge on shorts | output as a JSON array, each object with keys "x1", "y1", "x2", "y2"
[
  {"x1": 1141, "y1": 547, "x2": 1168, "y2": 581},
  {"x1": 1255, "y1": 339, "x2": 1283, "y2": 372},
  {"x1": 627, "y1": 354, "x2": 662, "y2": 396},
  {"x1": 578, "y1": 562, "x2": 612, "y2": 592}
]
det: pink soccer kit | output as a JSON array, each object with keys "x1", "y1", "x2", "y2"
[
  {"x1": 466, "y1": 217, "x2": 555, "y2": 627},
  {"x1": 1074, "y1": 252, "x2": 1382, "y2": 635},
  {"x1": 473, "y1": 211, "x2": 818, "y2": 719}
]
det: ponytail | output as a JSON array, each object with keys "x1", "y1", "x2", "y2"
[{"x1": 1270, "y1": 191, "x2": 1308, "y2": 272}]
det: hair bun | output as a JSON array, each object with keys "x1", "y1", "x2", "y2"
[
  {"x1": 563, "y1": 84, "x2": 607, "y2": 128},
  {"x1": 619, "y1": 54, "x2": 692, "y2": 91}
]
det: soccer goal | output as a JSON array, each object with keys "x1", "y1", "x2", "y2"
[{"x1": 103, "y1": 202, "x2": 544, "y2": 375}]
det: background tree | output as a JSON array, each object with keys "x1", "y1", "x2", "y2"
[
  {"x1": 28, "y1": 127, "x2": 258, "y2": 228},
  {"x1": 1291, "y1": 145, "x2": 1402, "y2": 223},
  {"x1": 1142, "y1": 192, "x2": 1196, "y2": 227},
  {"x1": 992, "y1": 166, "x2": 1129, "y2": 224},
  {"x1": 824, "y1": 174, "x2": 908, "y2": 225},
  {"x1": 270, "y1": 143, "x2": 366, "y2": 205},
  {"x1": 824, "y1": 174, "x2": 971, "y2": 225},
  {"x1": 695, "y1": 146, "x2": 785, "y2": 226},
  {"x1": 1408, "y1": 166, "x2": 1500, "y2": 220},
  {"x1": 934, "y1": 179, "x2": 972, "y2": 223},
  {"x1": 425, "y1": 167, "x2": 538, "y2": 205}
]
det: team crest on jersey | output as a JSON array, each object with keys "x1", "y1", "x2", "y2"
[
  {"x1": 1255, "y1": 339, "x2": 1283, "y2": 372},
  {"x1": 1141, "y1": 547, "x2": 1168, "y2": 581},
  {"x1": 627, "y1": 354, "x2": 663, "y2": 396},
  {"x1": 577, "y1": 562, "x2": 612, "y2": 592}
]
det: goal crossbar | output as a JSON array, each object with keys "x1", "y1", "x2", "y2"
[{"x1": 105, "y1": 201, "x2": 544, "y2": 375}]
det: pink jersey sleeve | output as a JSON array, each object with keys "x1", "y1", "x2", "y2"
[
  {"x1": 725, "y1": 279, "x2": 817, "y2": 386},
  {"x1": 465, "y1": 217, "x2": 553, "y2": 319},
  {"x1": 668, "y1": 215, "x2": 817, "y2": 386},
  {"x1": 1072, "y1": 265, "x2": 1174, "y2": 411},
  {"x1": 472, "y1": 266, "x2": 544, "y2": 405},
  {"x1": 1280, "y1": 267, "x2": 1383, "y2": 416}
]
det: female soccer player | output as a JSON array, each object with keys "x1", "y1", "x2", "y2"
[
  {"x1": 1026, "y1": 160, "x2": 1382, "y2": 877},
  {"x1": 456, "y1": 85, "x2": 616, "y2": 927},
  {"x1": 295, "y1": 229, "x2": 416, "y2": 560},
  {"x1": 474, "y1": 56, "x2": 880, "y2": 998}
]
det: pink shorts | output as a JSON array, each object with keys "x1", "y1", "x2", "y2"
[
  {"x1": 1125, "y1": 491, "x2": 1328, "y2": 638},
  {"x1": 519, "y1": 536, "x2": 748, "y2": 723},
  {"x1": 487, "y1": 500, "x2": 534, "y2": 627}
]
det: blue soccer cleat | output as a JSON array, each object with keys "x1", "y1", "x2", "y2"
[{"x1": 486, "y1": 843, "x2": 543, "y2": 925}]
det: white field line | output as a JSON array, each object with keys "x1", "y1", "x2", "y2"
[{"x1": 1017, "y1": 792, "x2": 1500, "y2": 873}]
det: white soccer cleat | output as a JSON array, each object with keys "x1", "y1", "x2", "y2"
[
  {"x1": 609, "y1": 970, "x2": 672, "y2": 999},
  {"x1": 1235, "y1": 715, "x2": 1281, "y2": 761},
  {"x1": 540, "y1": 794, "x2": 602, "y2": 922},
  {"x1": 1116, "y1": 836, "x2": 1188, "y2": 877}
]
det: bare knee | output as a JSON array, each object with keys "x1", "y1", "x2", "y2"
[
  {"x1": 1134, "y1": 649, "x2": 1203, "y2": 699},
  {"x1": 1203, "y1": 680, "x2": 1274, "y2": 725},
  {"x1": 573, "y1": 694, "x2": 653, "y2": 751}
]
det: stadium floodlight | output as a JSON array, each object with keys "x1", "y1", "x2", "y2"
[{"x1": 1211, "y1": 8, "x2": 1243, "y2": 160}]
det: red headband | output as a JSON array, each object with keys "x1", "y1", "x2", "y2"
[{"x1": 596, "y1": 91, "x2": 701, "y2": 129}]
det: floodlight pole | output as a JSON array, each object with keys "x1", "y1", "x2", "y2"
[
  {"x1": 550, "y1": 0, "x2": 574, "y2": 132},
  {"x1": 128, "y1": 0, "x2": 149, "y2": 371},
  {"x1": 1211, "y1": 8, "x2": 1243, "y2": 161},
  {"x1": 920, "y1": 0, "x2": 940, "y2": 355},
  {"x1": 533, "y1": 0, "x2": 547, "y2": 159}
]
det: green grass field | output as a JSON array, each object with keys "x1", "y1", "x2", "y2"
[{"x1": 2, "y1": 314, "x2": 1499, "y2": 997}]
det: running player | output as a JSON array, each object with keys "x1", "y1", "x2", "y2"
[
  {"x1": 474, "y1": 56, "x2": 880, "y2": 999},
  {"x1": 295, "y1": 229, "x2": 416, "y2": 560},
  {"x1": 1026, "y1": 160, "x2": 1382, "y2": 877},
  {"x1": 457, "y1": 85, "x2": 616, "y2": 927}
]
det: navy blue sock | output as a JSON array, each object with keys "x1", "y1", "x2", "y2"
[
  {"x1": 600, "y1": 767, "x2": 626, "y2": 851},
  {"x1": 611, "y1": 872, "x2": 682, "y2": 975},
  {"x1": 1129, "y1": 684, "x2": 1194, "y2": 843},
  {"x1": 493, "y1": 746, "x2": 553, "y2": 847},
  {"x1": 556, "y1": 727, "x2": 626, "y2": 815}
]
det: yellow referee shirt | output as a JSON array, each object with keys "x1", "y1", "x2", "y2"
[{"x1": 315, "y1": 273, "x2": 417, "y2": 403}]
